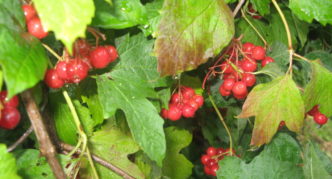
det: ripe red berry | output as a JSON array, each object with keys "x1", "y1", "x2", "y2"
[
  {"x1": 88, "y1": 46, "x2": 111, "y2": 69},
  {"x1": 44, "y1": 69, "x2": 64, "y2": 89},
  {"x1": 192, "y1": 95, "x2": 204, "y2": 107},
  {"x1": 242, "y1": 42, "x2": 255, "y2": 54},
  {"x1": 67, "y1": 59, "x2": 89, "y2": 83},
  {"x1": 181, "y1": 87, "x2": 195, "y2": 99},
  {"x1": 206, "y1": 147, "x2": 217, "y2": 156},
  {"x1": 170, "y1": 93, "x2": 181, "y2": 104},
  {"x1": 278, "y1": 121, "x2": 285, "y2": 130},
  {"x1": 22, "y1": 4, "x2": 37, "y2": 21},
  {"x1": 232, "y1": 81, "x2": 248, "y2": 96},
  {"x1": 0, "y1": 91, "x2": 19, "y2": 108},
  {"x1": 182, "y1": 104, "x2": 195, "y2": 118},
  {"x1": 261, "y1": 56, "x2": 275, "y2": 67},
  {"x1": 161, "y1": 108, "x2": 168, "y2": 119},
  {"x1": 241, "y1": 59, "x2": 257, "y2": 72},
  {"x1": 313, "y1": 112, "x2": 328, "y2": 125},
  {"x1": 210, "y1": 164, "x2": 219, "y2": 176},
  {"x1": 308, "y1": 105, "x2": 319, "y2": 116},
  {"x1": 222, "y1": 78, "x2": 236, "y2": 91},
  {"x1": 220, "y1": 61, "x2": 234, "y2": 74},
  {"x1": 204, "y1": 166, "x2": 213, "y2": 176},
  {"x1": 188, "y1": 99, "x2": 199, "y2": 110},
  {"x1": 74, "y1": 39, "x2": 91, "y2": 57},
  {"x1": 251, "y1": 46, "x2": 266, "y2": 60},
  {"x1": 219, "y1": 85, "x2": 231, "y2": 97},
  {"x1": 201, "y1": 154, "x2": 210, "y2": 165},
  {"x1": 0, "y1": 107, "x2": 21, "y2": 129},
  {"x1": 167, "y1": 104, "x2": 182, "y2": 121},
  {"x1": 55, "y1": 61, "x2": 69, "y2": 81},
  {"x1": 105, "y1": 45, "x2": 118, "y2": 63},
  {"x1": 27, "y1": 17, "x2": 48, "y2": 39},
  {"x1": 242, "y1": 73, "x2": 256, "y2": 87},
  {"x1": 216, "y1": 148, "x2": 225, "y2": 155}
]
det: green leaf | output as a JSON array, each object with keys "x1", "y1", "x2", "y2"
[
  {"x1": 238, "y1": 75, "x2": 304, "y2": 146},
  {"x1": 97, "y1": 34, "x2": 166, "y2": 165},
  {"x1": 291, "y1": 14, "x2": 309, "y2": 47},
  {"x1": 267, "y1": 42, "x2": 289, "y2": 66},
  {"x1": 81, "y1": 127, "x2": 144, "y2": 179},
  {"x1": 0, "y1": 27, "x2": 48, "y2": 98},
  {"x1": 289, "y1": 0, "x2": 332, "y2": 25},
  {"x1": 162, "y1": 127, "x2": 193, "y2": 179},
  {"x1": 15, "y1": 149, "x2": 75, "y2": 179},
  {"x1": 0, "y1": 144, "x2": 20, "y2": 179},
  {"x1": 303, "y1": 142, "x2": 331, "y2": 179},
  {"x1": 304, "y1": 61, "x2": 332, "y2": 116},
  {"x1": 250, "y1": 0, "x2": 271, "y2": 16},
  {"x1": 217, "y1": 133, "x2": 304, "y2": 179},
  {"x1": 305, "y1": 51, "x2": 332, "y2": 72},
  {"x1": 0, "y1": 0, "x2": 25, "y2": 31},
  {"x1": 154, "y1": 0, "x2": 234, "y2": 76},
  {"x1": 92, "y1": 0, "x2": 147, "y2": 29},
  {"x1": 236, "y1": 17, "x2": 269, "y2": 47},
  {"x1": 139, "y1": 0, "x2": 163, "y2": 36},
  {"x1": 32, "y1": 0, "x2": 95, "y2": 53},
  {"x1": 254, "y1": 62, "x2": 286, "y2": 79}
]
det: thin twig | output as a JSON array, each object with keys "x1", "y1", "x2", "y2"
[
  {"x1": 60, "y1": 142, "x2": 136, "y2": 179},
  {"x1": 233, "y1": 0, "x2": 246, "y2": 17},
  {"x1": 21, "y1": 90, "x2": 66, "y2": 179},
  {"x1": 7, "y1": 126, "x2": 34, "y2": 152}
]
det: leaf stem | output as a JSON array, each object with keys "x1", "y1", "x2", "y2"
[
  {"x1": 62, "y1": 90, "x2": 99, "y2": 179},
  {"x1": 42, "y1": 43, "x2": 62, "y2": 62},
  {"x1": 293, "y1": 53, "x2": 311, "y2": 63},
  {"x1": 241, "y1": 9, "x2": 267, "y2": 47},
  {"x1": 208, "y1": 95, "x2": 233, "y2": 155}
]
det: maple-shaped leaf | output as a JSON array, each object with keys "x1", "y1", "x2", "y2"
[
  {"x1": 304, "y1": 61, "x2": 332, "y2": 116},
  {"x1": 80, "y1": 127, "x2": 144, "y2": 179},
  {"x1": 238, "y1": 74, "x2": 304, "y2": 146},
  {"x1": 154, "y1": 0, "x2": 234, "y2": 76},
  {"x1": 97, "y1": 34, "x2": 167, "y2": 165},
  {"x1": 162, "y1": 127, "x2": 193, "y2": 179}
]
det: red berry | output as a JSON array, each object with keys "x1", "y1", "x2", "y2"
[
  {"x1": 220, "y1": 61, "x2": 234, "y2": 74},
  {"x1": 167, "y1": 104, "x2": 182, "y2": 121},
  {"x1": 210, "y1": 164, "x2": 219, "y2": 176},
  {"x1": 278, "y1": 121, "x2": 285, "y2": 130},
  {"x1": 161, "y1": 108, "x2": 168, "y2": 119},
  {"x1": 105, "y1": 45, "x2": 118, "y2": 63},
  {"x1": 241, "y1": 59, "x2": 257, "y2": 72},
  {"x1": 204, "y1": 166, "x2": 213, "y2": 176},
  {"x1": 313, "y1": 112, "x2": 328, "y2": 125},
  {"x1": 67, "y1": 59, "x2": 89, "y2": 83},
  {"x1": 232, "y1": 81, "x2": 248, "y2": 96},
  {"x1": 216, "y1": 148, "x2": 225, "y2": 155},
  {"x1": 0, "y1": 91, "x2": 19, "y2": 108},
  {"x1": 0, "y1": 107, "x2": 21, "y2": 129},
  {"x1": 206, "y1": 147, "x2": 217, "y2": 156},
  {"x1": 181, "y1": 87, "x2": 195, "y2": 99},
  {"x1": 206, "y1": 158, "x2": 217, "y2": 168},
  {"x1": 242, "y1": 42, "x2": 255, "y2": 54},
  {"x1": 242, "y1": 73, "x2": 256, "y2": 87},
  {"x1": 222, "y1": 78, "x2": 236, "y2": 91},
  {"x1": 170, "y1": 93, "x2": 181, "y2": 104},
  {"x1": 192, "y1": 95, "x2": 204, "y2": 107},
  {"x1": 74, "y1": 39, "x2": 91, "y2": 57},
  {"x1": 182, "y1": 104, "x2": 195, "y2": 118},
  {"x1": 44, "y1": 69, "x2": 64, "y2": 89},
  {"x1": 88, "y1": 46, "x2": 111, "y2": 69},
  {"x1": 261, "y1": 56, "x2": 275, "y2": 67},
  {"x1": 252, "y1": 46, "x2": 266, "y2": 60},
  {"x1": 233, "y1": 92, "x2": 248, "y2": 100},
  {"x1": 201, "y1": 155, "x2": 210, "y2": 165},
  {"x1": 22, "y1": 4, "x2": 37, "y2": 21},
  {"x1": 55, "y1": 61, "x2": 69, "y2": 81},
  {"x1": 308, "y1": 105, "x2": 319, "y2": 116},
  {"x1": 219, "y1": 85, "x2": 231, "y2": 96},
  {"x1": 188, "y1": 99, "x2": 199, "y2": 110},
  {"x1": 27, "y1": 17, "x2": 48, "y2": 39}
]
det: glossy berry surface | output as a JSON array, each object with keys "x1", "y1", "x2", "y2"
[
  {"x1": 67, "y1": 60, "x2": 89, "y2": 83},
  {"x1": 167, "y1": 104, "x2": 182, "y2": 121},
  {"x1": 55, "y1": 61, "x2": 69, "y2": 81},
  {"x1": 0, "y1": 107, "x2": 21, "y2": 129},
  {"x1": 251, "y1": 46, "x2": 266, "y2": 60},
  {"x1": 222, "y1": 78, "x2": 236, "y2": 91},
  {"x1": 241, "y1": 59, "x2": 257, "y2": 72},
  {"x1": 89, "y1": 46, "x2": 111, "y2": 69},
  {"x1": 242, "y1": 73, "x2": 256, "y2": 87},
  {"x1": 261, "y1": 56, "x2": 275, "y2": 67},
  {"x1": 219, "y1": 85, "x2": 231, "y2": 96},
  {"x1": 220, "y1": 61, "x2": 234, "y2": 73},
  {"x1": 45, "y1": 69, "x2": 64, "y2": 89},
  {"x1": 232, "y1": 81, "x2": 248, "y2": 96},
  {"x1": 313, "y1": 113, "x2": 328, "y2": 125},
  {"x1": 0, "y1": 91, "x2": 19, "y2": 108},
  {"x1": 182, "y1": 104, "x2": 195, "y2": 118},
  {"x1": 242, "y1": 42, "x2": 255, "y2": 54},
  {"x1": 206, "y1": 147, "x2": 217, "y2": 156},
  {"x1": 27, "y1": 17, "x2": 48, "y2": 39},
  {"x1": 105, "y1": 45, "x2": 118, "y2": 63},
  {"x1": 192, "y1": 95, "x2": 204, "y2": 107},
  {"x1": 181, "y1": 87, "x2": 195, "y2": 99},
  {"x1": 308, "y1": 105, "x2": 319, "y2": 116},
  {"x1": 22, "y1": 4, "x2": 37, "y2": 21}
]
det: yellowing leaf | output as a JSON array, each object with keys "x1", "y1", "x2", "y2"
[
  {"x1": 238, "y1": 75, "x2": 304, "y2": 146},
  {"x1": 154, "y1": 0, "x2": 234, "y2": 76}
]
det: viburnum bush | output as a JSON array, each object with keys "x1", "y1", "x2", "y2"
[{"x1": 0, "y1": 0, "x2": 331, "y2": 178}]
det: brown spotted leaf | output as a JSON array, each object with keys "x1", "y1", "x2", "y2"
[
  {"x1": 238, "y1": 75, "x2": 304, "y2": 146},
  {"x1": 154, "y1": 0, "x2": 234, "y2": 76}
]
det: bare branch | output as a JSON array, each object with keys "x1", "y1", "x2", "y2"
[
  {"x1": 7, "y1": 126, "x2": 34, "y2": 152},
  {"x1": 60, "y1": 142, "x2": 136, "y2": 179},
  {"x1": 21, "y1": 90, "x2": 66, "y2": 179},
  {"x1": 233, "y1": 0, "x2": 246, "y2": 17}
]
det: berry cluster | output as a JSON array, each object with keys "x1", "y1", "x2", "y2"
[
  {"x1": 307, "y1": 105, "x2": 329, "y2": 125},
  {"x1": 45, "y1": 40, "x2": 118, "y2": 89},
  {"x1": 201, "y1": 147, "x2": 236, "y2": 176},
  {"x1": 161, "y1": 86, "x2": 204, "y2": 121},
  {"x1": 0, "y1": 91, "x2": 20, "y2": 130},
  {"x1": 22, "y1": 4, "x2": 48, "y2": 39},
  {"x1": 219, "y1": 42, "x2": 274, "y2": 99}
]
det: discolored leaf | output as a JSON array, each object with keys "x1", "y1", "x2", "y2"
[
  {"x1": 304, "y1": 61, "x2": 332, "y2": 117},
  {"x1": 238, "y1": 75, "x2": 304, "y2": 146},
  {"x1": 154, "y1": 0, "x2": 234, "y2": 76},
  {"x1": 289, "y1": 0, "x2": 332, "y2": 25},
  {"x1": 0, "y1": 144, "x2": 20, "y2": 179},
  {"x1": 33, "y1": 0, "x2": 95, "y2": 53},
  {"x1": 162, "y1": 127, "x2": 193, "y2": 179}
]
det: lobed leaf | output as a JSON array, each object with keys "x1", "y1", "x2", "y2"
[{"x1": 250, "y1": 0, "x2": 271, "y2": 16}]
